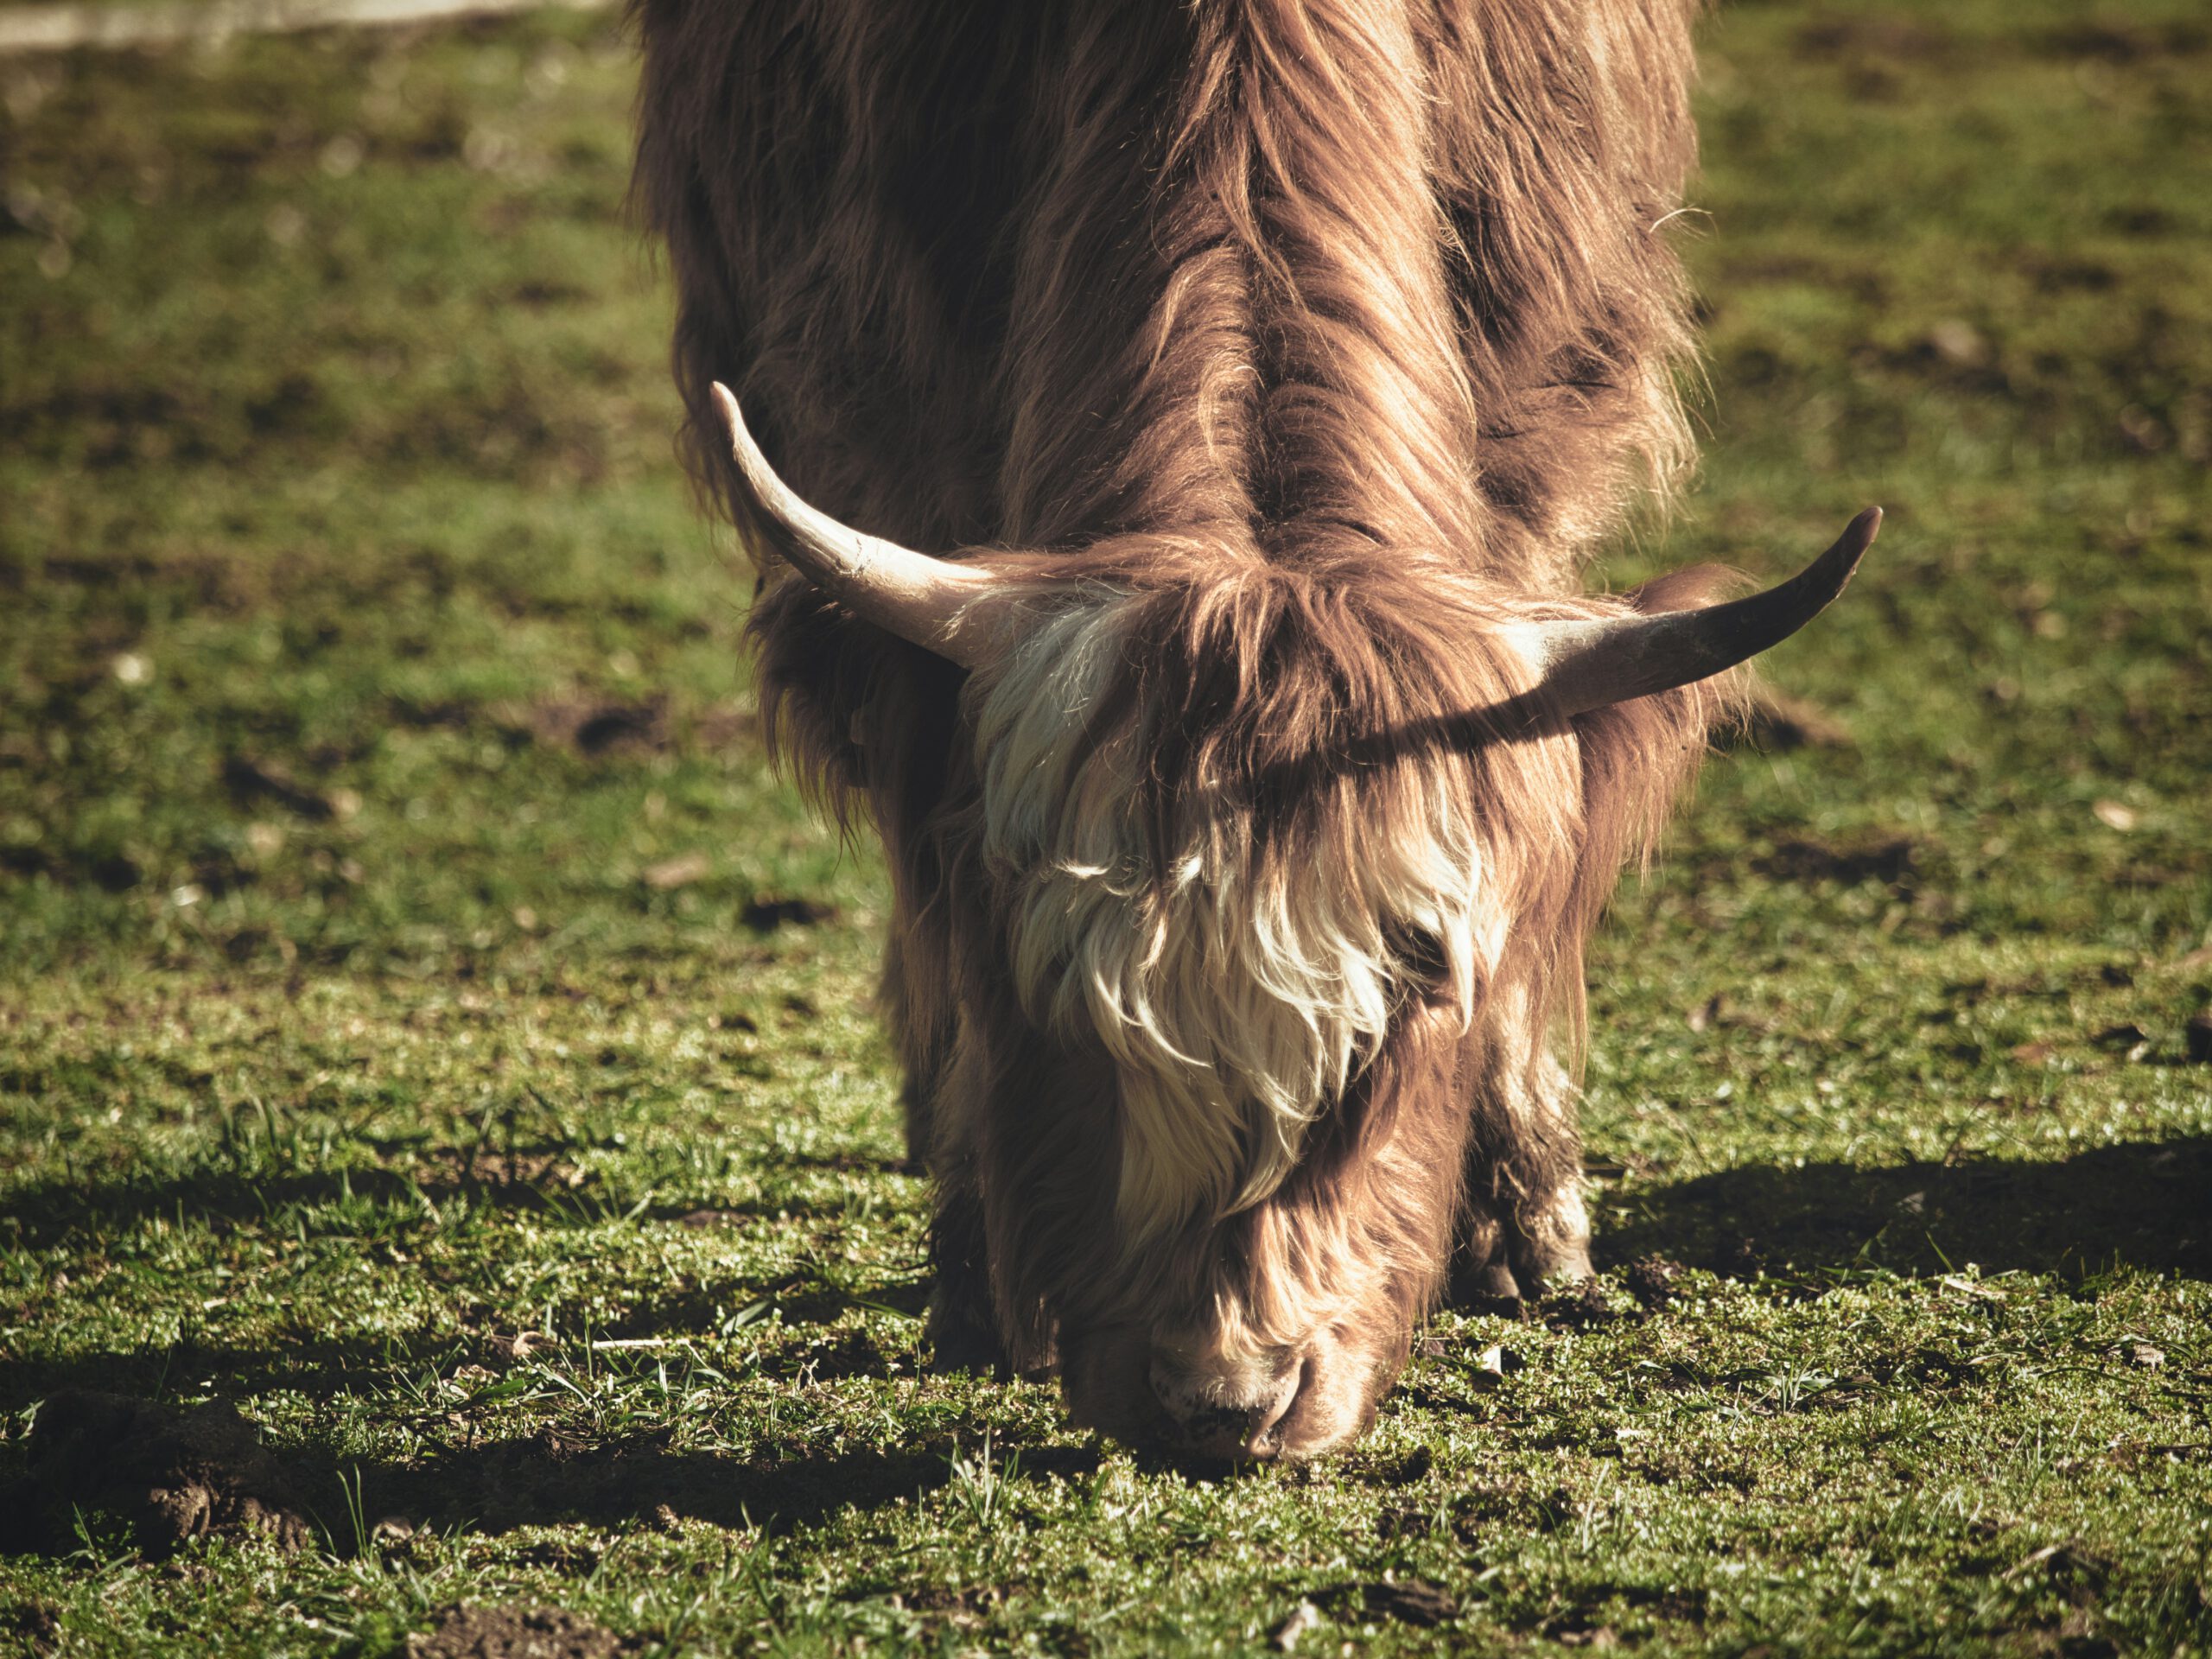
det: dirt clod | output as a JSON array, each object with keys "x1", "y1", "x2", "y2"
[
  {"x1": 1542, "y1": 1279, "x2": 1623, "y2": 1331},
  {"x1": 1719, "y1": 1236, "x2": 1762, "y2": 1279},
  {"x1": 741, "y1": 895, "x2": 836, "y2": 931},
  {"x1": 404, "y1": 1604, "x2": 642, "y2": 1659},
  {"x1": 219, "y1": 753, "x2": 337, "y2": 820},
  {"x1": 1740, "y1": 687, "x2": 1854, "y2": 751},
  {"x1": 1363, "y1": 1578, "x2": 1458, "y2": 1626},
  {"x1": 1382, "y1": 1445, "x2": 1433, "y2": 1485},
  {"x1": 1624, "y1": 1254, "x2": 1686, "y2": 1307},
  {"x1": 18, "y1": 1391, "x2": 312, "y2": 1557},
  {"x1": 497, "y1": 697, "x2": 668, "y2": 757},
  {"x1": 1754, "y1": 834, "x2": 1919, "y2": 888},
  {"x1": 570, "y1": 702, "x2": 664, "y2": 755},
  {"x1": 2, "y1": 1599, "x2": 62, "y2": 1656}
]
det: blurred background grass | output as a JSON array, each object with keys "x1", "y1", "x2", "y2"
[{"x1": 3, "y1": 0, "x2": 2205, "y2": 1165}]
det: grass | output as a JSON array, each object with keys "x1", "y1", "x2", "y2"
[{"x1": 2, "y1": 2, "x2": 2209, "y2": 1654}]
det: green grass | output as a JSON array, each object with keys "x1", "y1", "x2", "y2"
[{"x1": 3, "y1": 3, "x2": 2209, "y2": 1654}]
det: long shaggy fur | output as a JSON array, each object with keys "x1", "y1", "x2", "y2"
[{"x1": 633, "y1": 0, "x2": 1733, "y2": 1449}]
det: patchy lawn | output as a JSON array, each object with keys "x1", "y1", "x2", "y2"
[{"x1": 2, "y1": 2, "x2": 2208, "y2": 1654}]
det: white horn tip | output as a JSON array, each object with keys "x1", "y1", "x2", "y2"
[
  {"x1": 709, "y1": 381, "x2": 747, "y2": 449},
  {"x1": 708, "y1": 381, "x2": 791, "y2": 521}
]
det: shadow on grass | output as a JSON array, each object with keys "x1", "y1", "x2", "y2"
[
  {"x1": 1599, "y1": 1133, "x2": 2210, "y2": 1281},
  {"x1": 0, "y1": 1158, "x2": 896, "y2": 1251},
  {"x1": 0, "y1": 1161, "x2": 590, "y2": 1251},
  {"x1": 363, "y1": 1433, "x2": 1102, "y2": 1539},
  {"x1": 0, "y1": 1261, "x2": 933, "y2": 1423},
  {"x1": 0, "y1": 1400, "x2": 1104, "y2": 1557},
  {"x1": 0, "y1": 1333, "x2": 467, "y2": 1419}
]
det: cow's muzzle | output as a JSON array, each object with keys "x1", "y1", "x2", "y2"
[
  {"x1": 1147, "y1": 1348, "x2": 1306, "y2": 1462},
  {"x1": 1061, "y1": 1322, "x2": 1384, "y2": 1462}
]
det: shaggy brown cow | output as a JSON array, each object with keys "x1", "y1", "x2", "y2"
[{"x1": 632, "y1": 0, "x2": 1875, "y2": 1459}]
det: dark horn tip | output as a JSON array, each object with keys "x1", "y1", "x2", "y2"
[
  {"x1": 1819, "y1": 506, "x2": 1883, "y2": 590},
  {"x1": 1834, "y1": 505, "x2": 1882, "y2": 564}
]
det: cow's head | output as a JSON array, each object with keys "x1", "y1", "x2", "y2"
[{"x1": 712, "y1": 385, "x2": 1875, "y2": 1459}]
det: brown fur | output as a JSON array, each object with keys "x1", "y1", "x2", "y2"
[{"x1": 632, "y1": 0, "x2": 1735, "y2": 1456}]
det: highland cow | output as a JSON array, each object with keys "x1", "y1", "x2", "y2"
[{"x1": 632, "y1": 0, "x2": 1876, "y2": 1459}]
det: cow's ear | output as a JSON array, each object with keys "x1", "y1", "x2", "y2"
[{"x1": 1623, "y1": 562, "x2": 1741, "y2": 618}]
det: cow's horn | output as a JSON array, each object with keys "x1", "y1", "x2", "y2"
[
  {"x1": 710, "y1": 383, "x2": 1005, "y2": 669},
  {"x1": 1520, "y1": 507, "x2": 1880, "y2": 717}
]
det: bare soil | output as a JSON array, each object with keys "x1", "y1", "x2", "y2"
[
  {"x1": 13, "y1": 1391, "x2": 313, "y2": 1557},
  {"x1": 404, "y1": 1604, "x2": 642, "y2": 1659}
]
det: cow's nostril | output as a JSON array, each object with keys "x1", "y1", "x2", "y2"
[
  {"x1": 1241, "y1": 1355, "x2": 1306, "y2": 1458},
  {"x1": 1148, "y1": 1351, "x2": 1304, "y2": 1460}
]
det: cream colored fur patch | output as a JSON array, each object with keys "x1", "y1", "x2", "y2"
[{"x1": 968, "y1": 587, "x2": 1514, "y2": 1240}]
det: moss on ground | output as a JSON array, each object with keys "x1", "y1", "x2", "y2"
[{"x1": 2, "y1": 3, "x2": 2208, "y2": 1654}]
